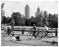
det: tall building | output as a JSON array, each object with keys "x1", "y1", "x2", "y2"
[
  {"x1": 1, "y1": 3, "x2": 5, "y2": 23},
  {"x1": 35, "y1": 7, "x2": 40, "y2": 17},
  {"x1": 35, "y1": 12, "x2": 37, "y2": 17},
  {"x1": 25, "y1": 4, "x2": 30, "y2": 19}
]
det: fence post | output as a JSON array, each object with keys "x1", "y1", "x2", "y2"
[
  {"x1": 22, "y1": 28, "x2": 25, "y2": 34},
  {"x1": 55, "y1": 29, "x2": 57, "y2": 37}
]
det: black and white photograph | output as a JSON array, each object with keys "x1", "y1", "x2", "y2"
[{"x1": 1, "y1": 0, "x2": 58, "y2": 46}]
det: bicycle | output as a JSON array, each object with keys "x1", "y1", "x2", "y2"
[
  {"x1": 26, "y1": 28, "x2": 54, "y2": 40},
  {"x1": 27, "y1": 29, "x2": 43, "y2": 40}
]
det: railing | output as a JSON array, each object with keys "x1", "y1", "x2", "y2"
[{"x1": 1, "y1": 26, "x2": 58, "y2": 37}]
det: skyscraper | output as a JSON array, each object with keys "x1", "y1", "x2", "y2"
[
  {"x1": 35, "y1": 7, "x2": 40, "y2": 17},
  {"x1": 25, "y1": 4, "x2": 30, "y2": 19},
  {"x1": 1, "y1": 3, "x2": 5, "y2": 22}
]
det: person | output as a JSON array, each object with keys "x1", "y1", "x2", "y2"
[
  {"x1": 32, "y1": 24, "x2": 37, "y2": 38},
  {"x1": 11, "y1": 34, "x2": 16, "y2": 41},
  {"x1": 44, "y1": 25, "x2": 49, "y2": 31},
  {"x1": 10, "y1": 21, "x2": 14, "y2": 32},
  {"x1": 11, "y1": 31, "x2": 14, "y2": 36},
  {"x1": 33, "y1": 24, "x2": 36, "y2": 30},
  {"x1": 44, "y1": 25, "x2": 49, "y2": 36},
  {"x1": 7, "y1": 27, "x2": 12, "y2": 35},
  {"x1": 9, "y1": 19, "x2": 15, "y2": 37},
  {"x1": 11, "y1": 34, "x2": 21, "y2": 41},
  {"x1": 3, "y1": 25, "x2": 12, "y2": 37}
]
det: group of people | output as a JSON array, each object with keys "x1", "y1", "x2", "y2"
[
  {"x1": 3, "y1": 25, "x2": 20, "y2": 41},
  {"x1": 3, "y1": 20, "x2": 21, "y2": 41},
  {"x1": 3, "y1": 23, "x2": 49, "y2": 41},
  {"x1": 32, "y1": 24, "x2": 49, "y2": 38}
]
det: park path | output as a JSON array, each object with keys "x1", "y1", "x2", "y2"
[
  {"x1": 1, "y1": 30, "x2": 58, "y2": 46},
  {"x1": 1, "y1": 35, "x2": 58, "y2": 46}
]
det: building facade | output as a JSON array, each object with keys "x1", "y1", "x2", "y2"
[
  {"x1": 35, "y1": 7, "x2": 40, "y2": 17},
  {"x1": 25, "y1": 4, "x2": 30, "y2": 19}
]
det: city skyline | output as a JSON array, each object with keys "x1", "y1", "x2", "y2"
[{"x1": 2, "y1": 1, "x2": 58, "y2": 17}]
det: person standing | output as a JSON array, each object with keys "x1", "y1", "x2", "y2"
[{"x1": 10, "y1": 33, "x2": 21, "y2": 41}]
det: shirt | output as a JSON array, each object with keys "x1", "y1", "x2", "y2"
[
  {"x1": 44, "y1": 26, "x2": 48, "y2": 31},
  {"x1": 11, "y1": 36, "x2": 16, "y2": 41}
]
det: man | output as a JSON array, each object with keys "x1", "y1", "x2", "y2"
[
  {"x1": 44, "y1": 25, "x2": 49, "y2": 36},
  {"x1": 44, "y1": 25, "x2": 49, "y2": 31},
  {"x1": 7, "y1": 26, "x2": 12, "y2": 35},
  {"x1": 32, "y1": 24, "x2": 37, "y2": 38},
  {"x1": 33, "y1": 24, "x2": 36, "y2": 31},
  {"x1": 3, "y1": 24, "x2": 12, "y2": 36}
]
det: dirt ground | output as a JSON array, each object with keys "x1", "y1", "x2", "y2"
[
  {"x1": 1, "y1": 30, "x2": 58, "y2": 46},
  {"x1": 1, "y1": 35, "x2": 58, "y2": 46}
]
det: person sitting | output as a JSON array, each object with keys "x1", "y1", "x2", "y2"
[
  {"x1": 11, "y1": 34, "x2": 16, "y2": 41},
  {"x1": 11, "y1": 33, "x2": 21, "y2": 41}
]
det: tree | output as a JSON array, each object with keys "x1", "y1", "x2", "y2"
[
  {"x1": 30, "y1": 16, "x2": 37, "y2": 26},
  {"x1": 35, "y1": 12, "x2": 44, "y2": 26},
  {"x1": 11, "y1": 12, "x2": 21, "y2": 26},
  {"x1": 1, "y1": 3, "x2": 5, "y2": 9},
  {"x1": 48, "y1": 13, "x2": 58, "y2": 28},
  {"x1": 43, "y1": 11, "x2": 49, "y2": 26},
  {"x1": 25, "y1": 19, "x2": 31, "y2": 26},
  {"x1": 7, "y1": 17, "x2": 12, "y2": 23},
  {"x1": 2, "y1": 16, "x2": 8, "y2": 24}
]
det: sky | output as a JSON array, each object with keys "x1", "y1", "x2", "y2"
[{"x1": 1, "y1": 1, "x2": 58, "y2": 17}]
